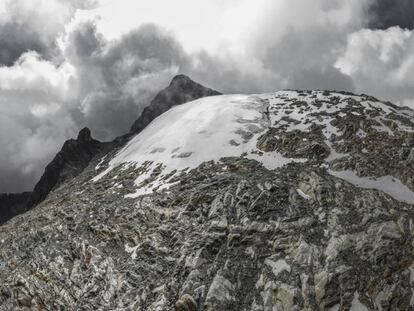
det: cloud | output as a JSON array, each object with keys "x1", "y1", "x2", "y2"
[
  {"x1": 367, "y1": 0, "x2": 414, "y2": 30},
  {"x1": 0, "y1": 0, "x2": 98, "y2": 65},
  {"x1": 336, "y1": 27, "x2": 414, "y2": 108},
  {"x1": 186, "y1": 0, "x2": 363, "y2": 94},
  {"x1": 0, "y1": 51, "x2": 76, "y2": 192}
]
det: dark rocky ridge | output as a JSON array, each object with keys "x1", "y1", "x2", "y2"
[
  {"x1": 0, "y1": 75, "x2": 221, "y2": 225},
  {"x1": 130, "y1": 74, "x2": 221, "y2": 133},
  {"x1": 27, "y1": 127, "x2": 106, "y2": 208},
  {"x1": 0, "y1": 192, "x2": 31, "y2": 225},
  {"x1": 0, "y1": 128, "x2": 106, "y2": 224}
]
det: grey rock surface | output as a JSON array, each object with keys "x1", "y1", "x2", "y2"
[{"x1": 0, "y1": 89, "x2": 414, "y2": 310}]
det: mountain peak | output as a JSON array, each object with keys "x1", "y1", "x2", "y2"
[
  {"x1": 168, "y1": 74, "x2": 204, "y2": 90},
  {"x1": 77, "y1": 127, "x2": 92, "y2": 143},
  {"x1": 25, "y1": 128, "x2": 105, "y2": 210},
  {"x1": 130, "y1": 75, "x2": 221, "y2": 133},
  {"x1": 169, "y1": 74, "x2": 193, "y2": 86}
]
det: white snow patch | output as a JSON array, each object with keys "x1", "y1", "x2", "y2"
[
  {"x1": 350, "y1": 292, "x2": 368, "y2": 311},
  {"x1": 400, "y1": 108, "x2": 414, "y2": 118},
  {"x1": 410, "y1": 266, "x2": 414, "y2": 306},
  {"x1": 328, "y1": 170, "x2": 414, "y2": 204},
  {"x1": 245, "y1": 247, "x2": 255, "y2": 259},
  {"x1": 95, "y1": 155, "x2": 107, "y2": 170},
  {"x1": 247, "y1": 152, "x2": 306, "y2": 170},
  {"x1": 323, "y1": 120, "x2": 341, "y2": 139},
  {"x1": 360, "y1": 100, "x2": 393, "y2": 115},
  {"x1": 325, "y1": 140, "x2": 348, "y2": 162},
  {"x1": 264, "y1": 258, "x2": 291, "y2": 276},
  {"x1": 125, "y1": 244, "x2": 139, "y2": 260},
  {"x1": 356, "y1": 129, "x2": 367, "y2": 138},
  {"x1": 372, "y1": 124, "x2": 393, "y2": 135},
  {"x1": 297, "y1": 188, "x2": 311, "y2": 200}
]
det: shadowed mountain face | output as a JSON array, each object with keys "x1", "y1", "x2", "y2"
[
  {"x1": 0, "y1": 128, "x2": 105, "y2": 224},
  {"x1": 0, "y1": 193, "x2": 31, "y2": 225},
  {"x1": 27, "y1": 127, "x2": 105, "y2": 208},
  {"x1": 130, "y1": 74, "x2": 221, "y2": 133}
]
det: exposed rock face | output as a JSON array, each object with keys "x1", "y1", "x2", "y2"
[
  {"x1": 0, "y1": 192, "x2": 31, "y2": 225},
  {"x1": 0, "y1": 128, "x2": 106, "y2": 224},
  {"x1": 0, "y1": 89, "x2": 414, "y2": 310},
  {"x1": 27, "y1": 127, "x2": 105, "y2": 208},
  {"x1": 130, "y1": 74, "x2": 221, "y2": 133}
]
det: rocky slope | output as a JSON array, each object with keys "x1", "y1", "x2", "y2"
[{"x1": 0, "y1": 86, "x2": 414, "y2": 310}]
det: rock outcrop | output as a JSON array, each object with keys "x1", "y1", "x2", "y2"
[
  {"x1": 27, "y1": 127, "x2": 105, "y2": 208},
  {"x1": 0, "y1": 128, "x2": 106, "y2": 224},
  {"x1": 0, "y1": 86, "x2": 414, "y2": 310},
  {"x1": 130, "y1": 74, "x2": 221, "y2": 133}
]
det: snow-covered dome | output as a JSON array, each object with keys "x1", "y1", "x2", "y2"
[{"x1": 94, "y1": 90, "x2": 414, "y2": 202}]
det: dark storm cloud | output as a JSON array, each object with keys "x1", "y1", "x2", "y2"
[
  {"x1": 367, "y1": 0, "x2": 414, "y2": 30},
  {"x1": 256, "y1": 27, "x2": 356, "y2": 93},
  {"x1": 188, "y1": 0, "x2": 359, "y2": 94},
  {"x1": 63, "y1": 22, "x2": 191, "y2": 140},
  {"x1": 0, "y1": 23, "x2": 50, "y2": 66},
  {"x1": 0, "y1": 0, "x2": 99, "y2": 66}
]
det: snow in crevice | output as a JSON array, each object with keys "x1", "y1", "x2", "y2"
[
  {"x1": 297, "y1": 188, "x2": 311, "y2": 200},
  {"x1": 356, "y1": 129, "x2": 367, "y2": 138},
  {"x1": 325, "y1": 140, "x2": 348, "y2": 162},
  {"x1": 328, "y1": 170, "x2": 414, "y2": 204},
  {"x1": 264, "y1": 258, "x2": 291, "y2": 276},
  {"x1": 329, "y1": 304, "x2": 340, "y2": 311},
  {"x1": 410, "y1": 266, "x2": 414, "y2": 306},
  {"x1": 371, "y1": 117, "x2": 394, "y2": 135},
  {"x1": 360, "y1": 100, "x2": 394, "y2": 115},
  {"x1": 350, "y1": 292, "x2": 368, "y2": 311}
]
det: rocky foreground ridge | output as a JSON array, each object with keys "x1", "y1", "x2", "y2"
[{"x1": 0, "y1": 77, "x2": 414, "y2": 310}]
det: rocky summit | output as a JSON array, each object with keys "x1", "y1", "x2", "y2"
[
  {"x1": 1, "y1": 78, "x2": 414, "y2": 310},
  {"x1": 130, "y1": 74, "x2": 221, "y2": 134}
]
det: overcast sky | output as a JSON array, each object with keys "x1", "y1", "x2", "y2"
[{"x1": 0, "y1": 0, "x2": 413, "y2": 193}]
